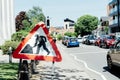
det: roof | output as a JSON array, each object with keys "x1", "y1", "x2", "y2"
[
  {"x1": 64, "y1": 18, "x2": 74, "y2": 23},
  {"x1": 100, "y1": 17, "x2": 109, "y2": 22}
]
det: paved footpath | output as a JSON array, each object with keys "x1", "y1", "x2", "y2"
[
  {"x1": 30, "y1": 42, "x2": 96, "y2": 80},
  {"x1": 0, "y1": 42, "x2": 97, "y2": 80}
]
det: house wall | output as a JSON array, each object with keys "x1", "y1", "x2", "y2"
[{"x1": 0, "y1": 0, "x2": 15, "y2": 45}]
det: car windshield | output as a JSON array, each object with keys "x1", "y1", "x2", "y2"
[
  {"x1": 106, "y1": 36, "x2": 115, "y2": 39},
  {"x1": 88, "y1": 35, "x2": 95, "y2": 39},
  {"x1": 116, "y1": 37, "x2": 120, "y2": 40},
  {"x1": 69, "y1": 37, "x2": 77, "y2": 41},
  {"x1": 78, "y1": 37, "x2": 82, "y2": 39}
]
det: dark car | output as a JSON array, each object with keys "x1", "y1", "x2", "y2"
[
  {"x1": 66, "y1": 37, "x2": 79, "y2": 47},
  {"x1": 107, "y1": 41, "x2": 120, "y2": 70},
  {"x1": 99, "y1": 35, "x2": 115, "y2": 48}
]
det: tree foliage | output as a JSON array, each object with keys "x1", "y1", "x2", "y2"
[
  {"x1": 27, "y1": 6, "x2": 46, "y2": 24},
  {"x1": 13, "y1": 6, "x2": 45, "y2": 41},
  {"x1": 0, "y1": 40, "x2": 19, "y2": 54},
  {"x1": 15, "y1": 11, "x2": 31, "y2": 31},
  {"x1": 75, "y1": 15, "x2": 98, "y2": 36},
  {"x1": 64, "y1": 32, "x2": 77, "y2": 37}
]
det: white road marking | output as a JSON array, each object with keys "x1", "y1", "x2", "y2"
[
  {"x1": 70, "y1": 54, "x2": 107, "y2": 80},
  {"x1": 58, "y1": 43, "x2": 107, "y2": 80},
  {"x1": 73, "y1": 51, "x2": 108, "y2": 54}
]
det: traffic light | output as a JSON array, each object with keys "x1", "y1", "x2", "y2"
[{"x1": 47, "y1": 19, "x2": 50, "y2": 26}]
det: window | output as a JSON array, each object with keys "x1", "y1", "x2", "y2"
[{"x1": 116, "y1": 42, "x2": 120, "y2": 51}]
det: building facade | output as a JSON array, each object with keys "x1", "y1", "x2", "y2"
[
  {"x1": 63, "y1": 18, "x2": 75, "y2": 33},
  {"x1": 92, "y1": 16, "x2": 109, "y2": 37},
  {"x1": 108, "y1": 0, "x2": 120, "y2": 33},
  {"x1": 0, "y1": 0, "x2": 15, "y2": 45},
  {"x1": 49, "y1": 18, "x2": 75, "y2": 37}
]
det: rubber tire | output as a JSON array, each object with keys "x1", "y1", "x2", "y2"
[{"x1": 107, "y1": 57, "x2": 114, "y2": 70}]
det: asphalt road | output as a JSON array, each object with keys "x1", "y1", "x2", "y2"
[{"x1": 59, "y1": 42, "x2": 120, "y2": 80}]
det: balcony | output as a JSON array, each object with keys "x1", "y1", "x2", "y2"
[
  {"x1": 109, "y1": 0, "x2": 117, "y2": 5},
  {"x1": 109, "y1": 19, "x2": 118, "y2": 25},
  {"x1": 109, "y1": 8, "x2": 120, "y2": 16}
]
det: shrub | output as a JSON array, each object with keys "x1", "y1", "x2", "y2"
[
  {"x1": 64, "y1": 32, "x2": 77, "y2": 37},
  {"x1": 11, "y1": 30, "x2": 28, "y2": 42},
  {"x1": 57, "y1": 34, "x2": 62, "y2": 40},
  {"x1": 0, "y1": 41, "x2": 20, "y2": 55}
]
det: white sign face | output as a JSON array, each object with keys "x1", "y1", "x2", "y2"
[{"x1": 20, "y1": 27, "x2": 56, "y2": 57}]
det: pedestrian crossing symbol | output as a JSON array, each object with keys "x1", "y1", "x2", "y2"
[{"x1": 12, "y1": 22, "x2": 62, "y2": 62}]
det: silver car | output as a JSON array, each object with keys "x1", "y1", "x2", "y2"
[{"x1": 107, "y1": 41, "x2": 120, "y2": 70}]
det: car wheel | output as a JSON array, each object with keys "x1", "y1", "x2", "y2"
[
  {"x1": 107, "y1": 57, "x2": 114, "y2": 70},
  {"x1": 105, "y1": 43, "x2": 109, "y2": 49},
  {"x1": 67, "y1": 43, "x2": 69, "y2": 48},
  {"x1": 99, "y1": 43, "x2": 102, "y2": 48},
  {"x1": 94, "y1": 43, "x2": 97, "y2": 46}
]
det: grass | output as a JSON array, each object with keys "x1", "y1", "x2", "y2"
[{"x1": 0, "y1": 63, "x2": 18, "y2": 80}]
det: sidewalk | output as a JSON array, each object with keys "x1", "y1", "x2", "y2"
[
  {"x1": 0, "y1": 42, "x2": 96, "y2": 80},
  {"x1": 30, "y1": 42, "x2": 94, "y2": 80}
]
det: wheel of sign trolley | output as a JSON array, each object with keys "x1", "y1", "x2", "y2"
[{"x1": 19, "y1": 60, "x2": 29, "y2": 80}]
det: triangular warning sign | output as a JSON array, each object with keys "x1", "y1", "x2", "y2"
[{"x1": 13, "y1": 22, "x2": 62, "y2": 62}]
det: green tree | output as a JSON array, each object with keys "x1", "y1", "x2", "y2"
[
  {"x1": 57, "y1": 34, "x2": 62, "y2": 40},
  {"x1": 15, "y1": 11, "x2": 31, "y2": 31},
  {"x1": 104, "y1": 26, "x2": 109, "y2": 34},
  {"x1": 75, "y1": 15, "x2": 98, "y2": 36},
  {"x1": 22, "y1": 20, "x2": 31, "y2": 32},
  {"x1": 27, "y1": 6, "x2": 46, "y2": 24}
]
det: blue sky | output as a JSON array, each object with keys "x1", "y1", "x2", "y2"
[{"x1": 14, "y1": 0, "x2": 108, "y2": 27}]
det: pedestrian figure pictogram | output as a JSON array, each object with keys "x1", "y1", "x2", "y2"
[{"x1": 33, "y1": 35, "x2": 50, "y2": 55}]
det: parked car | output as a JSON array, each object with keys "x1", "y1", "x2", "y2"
[
  {"x1": 99, "y1": 35, "x2": 115, "y2": 48},
  {"x1": 62, "y1": 36, "x2": 69, "y2": 45},
  {"x1": 77, "y1": 37, "x2": 82, "y2": 43},
  {"x1": 84, "y1": 35, "x2": 96, "y2": 45},
  {"x1": 94, "y1": 37, "x2": 101, "y2": 46},
  {"x1": 94, "y1": 35, "x2": 105, "y2": 46},
  {"x1": 82, "y1": 35, "x2": 88, "y2": 44},
  {"x1": 113, "y1": 36, "x2": 120, "y2": 45},
  {"x1": 66, "y1": 37, "x2": 79, "y2": 47},
  {"x1": 107, "y1": 41, "x2": 120, "y2": 70}
]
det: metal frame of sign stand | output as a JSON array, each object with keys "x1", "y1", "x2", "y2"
[
  {"x1": 47, "y1": 16, "x2": 56, "y2": 79},
  {"x1": 51, "y1": 61, "x2": 55, "y2": 79},
  {"x1": 17, "y1": 59, "x2": 30, "y2": 80},
  {"x1": 17, "y1": 59, "x2": 22, "y2": 80}
]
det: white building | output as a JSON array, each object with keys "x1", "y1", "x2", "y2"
[
  {"x1": 63, "y1": 18, "x2": 75, "y2": 33},
  {"x1": 0, "y1": 0, "x2": 15, "y2": 45}
]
